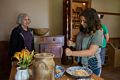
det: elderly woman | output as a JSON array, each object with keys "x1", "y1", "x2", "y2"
[
  {"x1": 9, "y1": 13, "x2": 34, "y2": 60},
  {"x1": 65, "y1": 8, "x2": 103, "y2": 76}
]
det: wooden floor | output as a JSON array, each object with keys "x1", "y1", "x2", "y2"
[{"x1": 101, "y1": 65, "x2": 120, "y2": 80}]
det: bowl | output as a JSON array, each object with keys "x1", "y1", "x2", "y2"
[
  {"x1": 32, "y1": 28, "x2": 49, "y2": 36},
  {"x1": 66, "y1": 66, "x2": 92, "y2": 79},
  {"x1": 55, "y1": 65, "x2": 65, "y2": 78}
]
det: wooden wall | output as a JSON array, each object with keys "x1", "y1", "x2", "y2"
[{"x1": 0, "y1": 41, "x2": 10, "y2": 79}]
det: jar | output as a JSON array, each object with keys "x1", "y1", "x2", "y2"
[{"x1": 33, "y1": 53, "x2": 55, "y2": 80}]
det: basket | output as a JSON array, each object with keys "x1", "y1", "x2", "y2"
[{"x1": 32, "y1": 28, "x2": 49, "y2": 36}]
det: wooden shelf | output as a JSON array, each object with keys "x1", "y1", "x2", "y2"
[
  {"x1": 98, "y1": 11, "x2": 120, "y2": 16},
  {"x1": 63, "y1": 0, "x2": 91, "y2": 42}
]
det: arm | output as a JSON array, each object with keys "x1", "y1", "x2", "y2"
[
  {"x1": 102, "y1": 24, "x2": 109, "y2": 42},
  {"x1": 9, "y1": 29, "x2": 19, "y2": 58},
  {"x1": 105, "y1": 33, "x2": 109, "y2": 43},
  {"x1": 66, "y1": 44, "x2": 99, "y2": 57},
  {"x1": 66, "y1": 30, "x2": 102, "y2": 57}
]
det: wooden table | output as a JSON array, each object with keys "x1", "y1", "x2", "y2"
[{"x1": 9, "y1": 58, "x2": 104, "y2": 80}]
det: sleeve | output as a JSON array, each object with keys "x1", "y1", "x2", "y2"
[
  {"x1": 102, "y1": 24, "x2": 109, "y2": 35},
  {"x1": 91, "y1": 30, "x2": 103, "y2": 47},
  {"x1": 9, "y1": 29, "x2": 18, "y2": 58}
]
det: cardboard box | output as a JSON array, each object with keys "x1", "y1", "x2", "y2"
[{"x1": 107, "y1": 40, "x2": 120, "y2": 68}]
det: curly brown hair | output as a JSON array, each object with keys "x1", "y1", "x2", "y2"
[{"x1": 80, "y1": 8, "x2": 101, "y2": 34}]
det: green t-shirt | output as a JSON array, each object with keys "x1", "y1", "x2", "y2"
[{"x1": 101, "y1": 24, "x2": 109, "y2": 48}]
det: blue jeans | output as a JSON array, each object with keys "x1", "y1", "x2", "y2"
[
  {"x1": 93, "y1": 68, "x2": 101, "y2": 76},
  {"x1": 100, "y1": 48, "x2": 106, "y2": 65}
]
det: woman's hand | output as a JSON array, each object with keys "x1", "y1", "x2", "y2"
[
  {"x1": 67, "y1": 40, "x2": 74, "y2": 47},
  {"x1": 65, "y1": 48, "x2": 72, "y2": 56}
]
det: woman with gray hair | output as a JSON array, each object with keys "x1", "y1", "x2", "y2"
[{"x1": 9, "y1": 13, "x2": 34, "y2": 60}]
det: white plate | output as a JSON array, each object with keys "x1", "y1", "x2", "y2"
[{"x1": 66, "y1": 66, "x2": 92, "y2": 79}]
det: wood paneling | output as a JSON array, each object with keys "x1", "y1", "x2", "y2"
[{"x1": 0, "y1": 41, "x2": 10, "y2": 80}]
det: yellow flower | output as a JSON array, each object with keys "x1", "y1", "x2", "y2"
[
  {"x1": 31, "y1": 50, "x2": 34, "y2": 57},
  {"x1": 14, "y1": 52, "x2": 21, "y2": 60},
  {"x1": 13, "y1": 49, "x2": 34, "y2": 69}
]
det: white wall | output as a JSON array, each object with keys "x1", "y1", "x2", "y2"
[
  {"x1": 92, "y1": 0, "x2": 120, "y2": 37},
  {"x1": 0, "y1": 0, "x2": 63, "y2": 41},
  {"x1": 0, "y1": 0, "x2": 120, "y2": 40}
]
